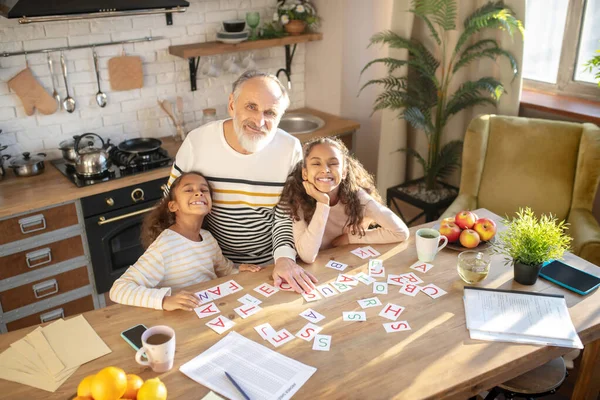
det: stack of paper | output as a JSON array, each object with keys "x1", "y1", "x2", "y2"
[
  {"x1": 0, "y1": 315, "x2": 112, "y2": 392},
  {"x1": 180, "y1": 331, "x2": 316, "y2": 400},
  {"x1": 464, "y1": 287, "x2": 583, "y2": 349}
]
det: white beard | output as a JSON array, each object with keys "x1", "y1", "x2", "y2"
[{"x1": 233, "y1": 114, "x2": 274, "y2": 153}]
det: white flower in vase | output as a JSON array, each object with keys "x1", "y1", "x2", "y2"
[
  {"x1": 281, "y1": 14, "x2": 290, "y2": 25},
  {"x1": 295, "y1": 5, "x2": 305, "y2": 13}
]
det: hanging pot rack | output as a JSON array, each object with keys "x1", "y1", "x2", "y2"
[{"x1": 1, "y1": 36, "x2": 166, "y2": 58}]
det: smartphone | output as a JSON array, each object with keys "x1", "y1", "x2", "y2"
[
  {"x1": 120, "y1": 324, "x2": 147, "y2": 351},
  {"x1": 540, "y1": 260, "x2": 600, "y2": 295}
]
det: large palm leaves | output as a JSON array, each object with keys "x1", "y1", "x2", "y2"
[{"x1": 361, "y1": 0, "x2": 523, "y2": 190}]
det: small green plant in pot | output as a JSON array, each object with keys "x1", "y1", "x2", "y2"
[{"x1": 492, "y1": 207, "x2": 572, "y2": 285}]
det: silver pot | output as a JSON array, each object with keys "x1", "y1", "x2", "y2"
[
  {"x1": 73, "y1": 133, "x2": 112, "y2": 177},
  {"x1": 0, "y1": 145, "x2": 7, "y2": 181},
  {"x1": 59, "y1": 135, "x2": 82, "y2": 164},
  {"x1": 8, "y1": 152, "x2": 46, "y2": 177}
]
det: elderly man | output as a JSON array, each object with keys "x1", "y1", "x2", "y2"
[{"x1": 167, "y1": 70, "x2": 317, "y2": 293}]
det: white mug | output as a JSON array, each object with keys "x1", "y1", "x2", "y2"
[
  {"x1": 201, "y1": 58, "x2": 220, "y2": 77},
  {"x1": 241, "y1": 53, "x2": 256, "y2": 70},
  {"x1": 135, "y1": 325, "x2": 176, "y2": 373},
  {"x1": 416, "y1": 228, "x2": 448, "y2": 262},
  {"x1": 223, "y1": 56, "x2": 241, "y2": 74}
]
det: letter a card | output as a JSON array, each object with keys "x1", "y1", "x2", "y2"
[
  {"x1": 194, "y1": 302, "x2": 220, "y2": 319},
  {"x1": 206, "y1": 315, "x2": 235, "y2": 334},
  {"x1": 299, "y1": 308, "x2": 326, "y2": 323},
  {"x1": 410, "y1": 261, "x2": 434, "y2": 273}
]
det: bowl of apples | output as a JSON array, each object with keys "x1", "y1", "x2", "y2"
[{"x1": 435, "y1": 210, "x2": 497, "y2": 251}]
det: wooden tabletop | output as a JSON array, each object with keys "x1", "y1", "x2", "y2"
[
  {"x1": 0, "y1": 108, "x2": 358, "y2": 219},
  {"x1": 1, "y1": 209, "x2": 598, "y2": 399}
]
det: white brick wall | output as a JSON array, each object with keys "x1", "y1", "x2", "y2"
[{"x1": 0, "y1": 0, "x2": 306, "y2": 160}]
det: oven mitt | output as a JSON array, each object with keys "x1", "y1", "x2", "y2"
[
  {"x1": 108, "y1": 55, "x2": 143, "y2": 91},
  {"x1": 7, "y1": 68, "x2": 58, "y2": 116}
]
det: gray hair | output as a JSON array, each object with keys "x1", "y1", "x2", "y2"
[{"x1": 232, "y1": 70, "x2": 290, "y2": 111}]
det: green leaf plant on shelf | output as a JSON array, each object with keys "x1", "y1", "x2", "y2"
[
  {"x1": 360, "y1": 0, "x2": 523, "y2": 191},
  {"x1": 491, "y1": 207, "x2": 572, "y2": 285}
]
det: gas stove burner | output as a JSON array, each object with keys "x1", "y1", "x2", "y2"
[{"x1": 51, "y1": 142, "x2": 173, "y2": 187}]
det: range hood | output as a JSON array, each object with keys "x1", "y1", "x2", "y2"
[{"x1": 0, "y1": 0, "x2": 189, "y2": 24}]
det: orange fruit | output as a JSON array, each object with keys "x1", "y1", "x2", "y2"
[
  {"x1": 73, "y1": 397, "x2": 92, "y2": 400},
  {"x1": 137, "y1": 377, "x2": 167, "y2": 400},
  {"x1": 77, "y1": 374, "x2": 95, "y2": 397},
  {"x1": 90, "y1": 366, "x2": 128, "y2": 400},
  {"x1": 122, "y1": 374, "x2": 144, "y2": 399}
]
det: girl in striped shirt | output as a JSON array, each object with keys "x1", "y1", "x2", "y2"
[
  {"x1": 280, "y1": 137, "x2": 410, "y2": 264},
  {"x1": 110, "y1": 172, "x2": 260, "y2": 311}
]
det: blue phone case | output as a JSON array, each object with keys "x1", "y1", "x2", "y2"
[
  {"x1": 540, "y1": 260, "x2": 600, "y2": 296},
  {"x1": 120, "y1": 324, "x2": 147, "y2": 352}
]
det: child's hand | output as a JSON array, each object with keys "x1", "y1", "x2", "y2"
[
  {"x1": 162, "y1": 290, "x2": 201, "y2": 311},
  {"x1": 239, "y1": 264, "x2": 261, "y2": 272},
  {"x1": 302, "y1": 181, "x2": 330, "y2": 205},
  {"x1": 331, "y1": 233, "x2": 350, "y2": 247}
]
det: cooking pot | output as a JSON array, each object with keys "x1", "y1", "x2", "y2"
[
  {"x1": 73, "y1": 133, "x2": 112, "y2": 177},
  {"x1": 0, "y1": 144, "x2": 7, "y2": 181},
  {"x1": 8, "y1": 152, "x2": 46, "y2": 177},
  {"x1": 59, "y1": 135, "x2": 92, "y2": 164}
]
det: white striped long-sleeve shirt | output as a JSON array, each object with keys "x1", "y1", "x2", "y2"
[
  {"x1": 167, "y1": 119, "x2": 302, "y2": 265},
  {"x1": 109, "y1": 229, "x2": 233, "y2": 310}
]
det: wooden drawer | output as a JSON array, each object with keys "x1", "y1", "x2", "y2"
[
  {"x1": 0, "y1": 266, "x2": 89, "y2": 312},
  {"x1": 6, "y1": 295, "x2": 95, "y2": 332},
  {"x1": 0, "y1": 203, "x2": 78, "y2": 246},
  {"x1": 0, "y1": 236, "x2": 85, "y2": 280}
]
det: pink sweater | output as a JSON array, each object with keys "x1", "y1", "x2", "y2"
[{"x1": 293, "y1": 189, "x2": 410, "y2": 263}]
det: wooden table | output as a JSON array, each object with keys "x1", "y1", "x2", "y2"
[{"x1": 1, "y1": 209, "x2": 599, "y2": 399}]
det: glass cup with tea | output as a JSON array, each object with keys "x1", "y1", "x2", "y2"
[
  {"x1": 135, "y1": 325, "x2": 176, "y2": 372},
  {"x1": 457, "y1": 250, "x2": 491, "y2": 284},
  {"x1": 416, "y1": 228, "x2": 448, "y2": 262}
]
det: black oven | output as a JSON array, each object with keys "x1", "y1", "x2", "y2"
[{"x1": 82, "y1": 177, "x2": 168, "y2": 293}]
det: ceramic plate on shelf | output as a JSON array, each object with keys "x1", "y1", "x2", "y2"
[
  {"x1": 216, "y1": 30, "x2": 249, "y2": 44},
  {"x1": 432, "y1": 223, "x2": 496, "y2": 252}
]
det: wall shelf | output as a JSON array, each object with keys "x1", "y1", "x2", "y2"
[{"x1": 168, "y1": 33, "x2": 323, "y2": 91}]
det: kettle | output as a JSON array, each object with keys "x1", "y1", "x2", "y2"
[{"x1": 73, "y1": 133, "x2": 112, "y2": 177}]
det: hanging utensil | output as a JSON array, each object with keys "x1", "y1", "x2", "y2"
[
  {"x1": 60, "y1": 52, "x2": 76, "y2": 113},
  {"x1": 176, "y1": 96, "x2": 184, "y2": 124},
  {"x1": 46, "y1": 54, "x2": 61, "y2": 107},
  {"x1": 93, "y1": 49, "x2": 107, "y2": 108}
]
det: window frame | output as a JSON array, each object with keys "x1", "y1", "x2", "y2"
[{"x1": 523, "y1": 0, "x2": 600, "y2": 100}]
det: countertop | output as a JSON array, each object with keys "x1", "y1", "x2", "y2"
[{"x1": 0, "y1": 108, "x2": 359, "y2": 219}]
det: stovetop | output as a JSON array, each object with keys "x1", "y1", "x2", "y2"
[{"x1": 52, "y1": 147, "x2": 173, "y2": 187}]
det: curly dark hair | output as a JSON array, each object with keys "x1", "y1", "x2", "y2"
[
  {"x1": 279, "y1": 137, "x2": 382, "y2": 237},
  {"x1": 140, "y1": 171, "x2": 212, "y2": 249}
]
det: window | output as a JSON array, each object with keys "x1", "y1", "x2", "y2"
[{"x1": 522, "y1": 0, "x2": 600, "y2": 99}]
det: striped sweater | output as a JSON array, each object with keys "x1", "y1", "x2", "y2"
[
  {"x1": 109, "y1": 229, "x2": 233, "y2": 310},
  {"x1": 167, "y1": 119, "x2": 302, "y2": 265}
]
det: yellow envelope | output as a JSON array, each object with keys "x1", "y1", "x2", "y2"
[
  {"x1": 26, "y1": 327, "x2": 65, "y2": 376},
  {"x1": 41, "y1": 315, "x2": 111, "y2": 369}
]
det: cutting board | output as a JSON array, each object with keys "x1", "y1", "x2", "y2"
[{"x1": 108, "y1": 55, "x2": 143, "y2": 91}]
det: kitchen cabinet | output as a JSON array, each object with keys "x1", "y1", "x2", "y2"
[{"x1": 0, "y1": 201, "x2": 100, "y2": 333}]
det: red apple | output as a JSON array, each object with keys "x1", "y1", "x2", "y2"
[
  {"x1": 473, "y1": 218, "x2": 497, "y2": 242},
  {"x1": 442, "y1": 217, "x2": 455, "y2": 225},
  {"x1": 455, "y1": 210, "x2": 477, "y2": 230},
  {"x1": 459, "y1": 229, "x2": 481, "y2": 248},
  {"x1": 439, "y1": 221, "x2": 461, "y2": 243}
]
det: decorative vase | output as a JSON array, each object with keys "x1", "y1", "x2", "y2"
[
  {"x1": 284, "y1": 20, "x2": 307, "y2": 36},
  {"x1": 513, "y1": 261, "x2": 542, "y2": 285}
]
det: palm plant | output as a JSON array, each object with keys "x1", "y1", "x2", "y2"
[{"x1": 360, "y1": 0, "x2": 523, "y2": 190}]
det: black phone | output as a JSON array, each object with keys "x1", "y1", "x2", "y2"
[
  {"x1": 540, "y1": 260, "x2": 600, "y2": 295},
  {"x1": 120, "y1": 324, "x2": 147, "y2": 351}
]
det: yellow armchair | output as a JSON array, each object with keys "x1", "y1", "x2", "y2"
[{"x1": 441, "y1": 114, "x2": 600, "y2": 266}]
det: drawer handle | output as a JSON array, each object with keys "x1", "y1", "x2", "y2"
[
  {"x1": 26, "y1": 248, "x2": 52, "y2": 268},
  {"x1": 18, "y1": 214, "x2": 47, "y2": 234},
  {"x1": 40, "y1": 308, "x2": 64, "y2": 323},
  {"x1": 32, "y1": 279, "x2": 59, "y2": 299}
]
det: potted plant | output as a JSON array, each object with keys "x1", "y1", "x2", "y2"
[
  {"x1": 275, "y1": 0, "x2": 319, "y2": 36},
  {"x1": 492, "y1": 207, "x2": 572, "y2": 285},
  {"x1": 360, "y1": 0, "x2": 523, "y2": 192}
]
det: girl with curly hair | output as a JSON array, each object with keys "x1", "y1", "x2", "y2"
[
  {"x1": 279, "y1": 137, "x2": 409, "y2": 263},
  {"x1": 110, "y1": 172, "x2": 260, "y2": 311}
]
